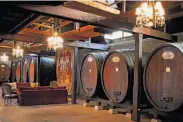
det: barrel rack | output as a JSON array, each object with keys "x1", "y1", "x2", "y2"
[{"x1": 3, "y1": 3, "x2": 179, "y2": 122}]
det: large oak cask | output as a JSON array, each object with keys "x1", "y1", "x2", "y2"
[
  {"x1": 11, "y1": 61, "x2": 16, "y2": 82},
  {"x1": 80, "y1": 52, "x2": 108, "y2": 98},
  {"x1": 101, "y1": 50, "x2": 149, "y2": 103},
  {"x1": 15, "y1": 61, "x2": 21, "y2": 82},
  {"x1": 0, "y1": 63, "x2": 10, "y2": 82},
  {"x1": 144, "y1": 43, "x2": 183, "y2": 112},
  {"x1": 39, "y1": 57, "x2": 56, "y2": 86},
  {"x1": 28, "y1": 57, "x2": 37, "y2": 83},
  {"x1": 28, "y1": 56, "x2": 56, "y2": 85},
  {"x1": 22, "y1": 59, "x2": 31, "y2": 82}
]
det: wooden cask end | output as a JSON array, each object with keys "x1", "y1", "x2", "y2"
[
  {"x1": 22, "y1": 59, "x2": 31, "y2": 82},
  {"x1": 101, "y1": 50, "x2": 149, "y2": 103},
  {"x1": 144, "y1": 43, "x2": 183, "y2": 112},
  {"x1": 80, "y1": 52, "x2": 108, "y2": 98},
  {"x1": 11, "y1": 61, "x2": 16, "y2": 82},
  {"x1": 16, "y1": 61, "x2": 21, "y2": 82},
  {"x1": 39, "y1": 57, "x2": 56, "y2": 86},
  {"x1": 0, "y1": 63, "x2": 10, "y2": 82},
  {"x1": 28, "y1": 58, "x2": 37, "y2": 83}
]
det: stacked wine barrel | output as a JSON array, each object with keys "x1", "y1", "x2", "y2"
[{"x1": 0, "y1": 63, "x2": 11, "y2": 83}]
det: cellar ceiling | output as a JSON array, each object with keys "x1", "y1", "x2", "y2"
[{"x1": 0, "y1": 1, "x2": 182, "y2": 54}]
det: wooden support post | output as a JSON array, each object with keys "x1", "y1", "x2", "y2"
[
  {"x1": 132, "y1": 33, "x2": 143, "y2": 122},
  {"x1": 71, "y1": 46, "x2": 78, "y2": 104}
]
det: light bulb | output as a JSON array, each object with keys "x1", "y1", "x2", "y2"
[
  {"x1": 147, "y1": 4, "x2": 153, "y2": 17},
  {"x1": 135, "y1": 7, "x2": 141, "y2": 15},
  {"x1": 147, "y1": 21, "x2": 154, "y2": 27},
  {"x1": 54, "y1": 32, "x2": 58, "y2": 36},
  {"x1": 141, "y1": 2, "x2": 148, "y2": 12},
  {"x1": 158, "y1": 8, "x2": 165, "y2": 16},
  {"x1": 155, "y1": 1, "x2": 163, "y2": 10}
]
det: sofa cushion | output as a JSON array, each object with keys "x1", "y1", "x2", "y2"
[{"x1": 30, "y1": 82, "x2": 39, "y2": 88}]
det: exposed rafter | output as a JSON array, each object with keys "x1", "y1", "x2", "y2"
[
  {"x1": 34, "y1": 17, "x2": 53, "y2": 30},
  {"x1": 55, "y1": 20, "x2": 72, "y2": 30},
  {"x1": 64, "y1": 1, "x2": 126, "y2": 21},
  {"x1": 32, "y1": 23, "x2": 53, "y2": 29},
  {"x1": 14, "y1": 4, "x2": 176, "y2": 41},
  {"x1": 0, "y1": 34, "x2": 46, "y2": 43},
  {"x1": 9, "y1": 14, "x2": 41, "y2": 33}
]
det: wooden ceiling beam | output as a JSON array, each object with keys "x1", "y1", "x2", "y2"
[
  {"x1": 75, "y1": 0, "x2": 120, "y2": 14},
  {"x1": 55, "y1": 20, "x2": 72, "y2": 30},
  {"x1": 64, "y1": 1, "x2": 126, "y2": 21},
  {"x1": 13, "y1": 4, "x2": 176, "y2": 41},
  {"x1": 17, "y1": 15, "x2": 42, "y2": 34},
  {"x1": 28, "y1": 41, "x2": 109, "y2": 50},
  {"x1": 21, "y1": 25, "x2": 98, "y2": 41},
  {"x1": 32, "y1": 23, "x2": 53, "y2": 29},
  {"x1": 20, "y1": 28, "x2": 88, "y2": 41},
  {"x1": 20, "y1": 28, "x2": 51, "y2": 36},
  {"x1": 0, "y1": 43, "x2": 14, "y2": 49},
  {"x1": 33, "y1": 17, "x2": 53, "y2": 30},
  {"x1": 0, "y1": 34, "x2": 46, "y2": 43},
  {"x1": 63, "y1": 41, "x2": 109, "y2": 50},
  {"x1": 166, "y1": 11, "x2": 183, "y2": 20},
  {"x1": 0, "y1": 43, "x2": 44, "y2": 53},
  {"x1": 9, "y1": 14, "x2": 41, "y2": 34},
  {"x1": 60, "y1": 25, "x2": 101, "y2": 38},
  {"x1": 76, "y1": 25, "x2": 101, "y2": 37}
]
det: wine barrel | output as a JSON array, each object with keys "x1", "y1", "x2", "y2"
[
  {"x1": 28, "y1": 58, "x2": 37, "y2": 83},
  {"x1": 39, "y1": 57, "x2": 56, "y2": 86},
  {"x1": 22, "y1": 59, "x2": 31, "y2": 82},
  {"x1": 11, "y1": 61, "x2": 16, "y2": 82},
  {"x1": 80, "y1": 52, "x2": 108, "y2": 98},
  {"x1": 16, "y1": 61, "x2": 21, "y2": 82},
  {"x1": 144, "y1": 43, "x2": 183, "y2": 112},
  {"x1": 101, "y1": 50, "x2": 149, "y2": 103},
  {"x1": 0, "y1": 63, "x2": 10, "y2": 82}
]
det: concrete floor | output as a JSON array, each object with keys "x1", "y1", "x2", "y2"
[{"x1": 0, "y1": 89, "x2": 133, "y2": 122}]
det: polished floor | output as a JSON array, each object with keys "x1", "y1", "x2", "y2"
[{"x1": 0, "y1": 89, "x2": 134, "y2": 122}]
